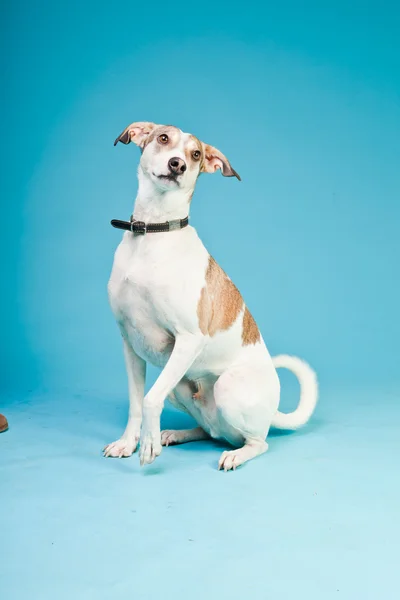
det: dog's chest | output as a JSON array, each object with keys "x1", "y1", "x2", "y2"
[{"x1": 108, "y1": 230, "x2": 207, "y2": 365}]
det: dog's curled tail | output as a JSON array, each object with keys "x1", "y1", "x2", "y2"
[{"x1": 271, "y1": 355, "x2": 318, "y2": 430}]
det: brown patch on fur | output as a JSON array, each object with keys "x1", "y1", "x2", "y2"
[
  {"x1": 197, "y1": 256, "x2": 244, "y2": 336},
  {"x1": 242, "y1": 307, "x2": 260, "y2": 346},
  {"x1": 189, "y1": 134, "x2": 202, "y2": 150},
  {"x1": 184, "y1": 135, "x2": 203, "y2": 172},
  {"x1": 142, "y1": 125, "x2": 180, "y2": 152}
]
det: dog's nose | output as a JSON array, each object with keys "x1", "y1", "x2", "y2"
[{"x1": 168, "y1": 157, "x2": 187, "y2": 174}]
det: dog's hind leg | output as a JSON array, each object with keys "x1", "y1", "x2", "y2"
[
  {"x1": 218, "y1": 439, "x2": 269, "y2": 471},
  {"x1": 161, "y1": 427, "x2": 209, "y2": 446},
  {"x1": 163, "y1": 379, "x2": 210, "y2": 446},
  {"x1": 213, "y1": 356, "x2": 280, "y2": 471}
]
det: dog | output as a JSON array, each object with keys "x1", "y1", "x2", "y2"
[{"x1": 104, "y1": 121, "x2": 318, "y2": 470}]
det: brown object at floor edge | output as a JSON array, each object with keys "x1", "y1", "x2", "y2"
[{"x1": 0, "y1": 414, "x2": 8, "y2": 432}]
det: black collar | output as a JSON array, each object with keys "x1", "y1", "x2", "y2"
[{"x1": 111, "y1": 215, "x2": 189, "y2": 235}]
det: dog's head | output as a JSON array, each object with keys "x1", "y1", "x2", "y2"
[{"x1": 114, "y1": 122, "x2": 240, "y2": 193}]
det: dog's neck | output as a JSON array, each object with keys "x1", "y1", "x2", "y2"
[{"x1": 132, "y1": 167, "x2": 193, "y2": 223}]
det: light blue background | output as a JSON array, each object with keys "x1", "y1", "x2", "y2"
[{"x1": 1, "y1": 2, "x2": 399, "y2": 599}]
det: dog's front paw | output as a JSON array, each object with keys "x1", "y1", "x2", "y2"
[
  {"x1": 139, "y1": 431, "x2": 162, "y2": 466},
  {"x1": 103, "y1": 436, "x2": 139, "y2": 458}
]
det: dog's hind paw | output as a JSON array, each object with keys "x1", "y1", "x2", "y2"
[
  {"x1": 218, "y1": 440, "x2": 268, "y2": 471},
  {"x1": 161, "y1": 427, "x2": 209, "y2": 446},
  {"x1": 103, "y1": 437, "x2": 139, "y2": 458},
  {"x1": 161, "y1": 430, "x2": 186, "y2": 446}
]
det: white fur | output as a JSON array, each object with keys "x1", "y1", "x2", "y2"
[
  {"x1": 104, "y1": 125, "x2": 318, "y2": 470},
  {"x1": 271, "y1": 355, "x2": 319, "y2": 429}
]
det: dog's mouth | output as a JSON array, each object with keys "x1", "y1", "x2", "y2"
[{"x1": 154, "y1": 172, "x2": 180, "y2": 185}]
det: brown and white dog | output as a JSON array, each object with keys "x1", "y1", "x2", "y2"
[{"x1": 105, "y1": 122, "x2": 318, "y2": 470}]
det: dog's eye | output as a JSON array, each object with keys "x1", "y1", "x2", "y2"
[
  {"x1": 158, "y1": 134, "x2": 169, "y2": 145},
  {"x1": 192, "y1": 150, "x2": 201, "y2": 161}
]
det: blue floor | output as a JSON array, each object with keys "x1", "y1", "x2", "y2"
[{"x1": 1, "y1": 387, "x2": 399, "y2": 600}]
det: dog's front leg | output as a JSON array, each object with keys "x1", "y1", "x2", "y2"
[
  {"x1": 104, "y1": 340, "x2": 146, "y2": 458},
  {"x1": 139, "y1": 333, "x2": 205, "y2": 466}
]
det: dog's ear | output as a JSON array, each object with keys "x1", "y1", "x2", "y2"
[
  {"x1": 114, "y1": 122, "x2": 159, "y2": 148},
  {"x1": 200, "y1": 143, "x2": 241, "y2": 181}
]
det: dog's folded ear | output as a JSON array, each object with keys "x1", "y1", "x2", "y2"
[
  {"x1": 114, "y1": 122, "x2": 159, "y2": 148},
  {"x1": 201, "y1": 143, "x2": 241, "y2": 181}
]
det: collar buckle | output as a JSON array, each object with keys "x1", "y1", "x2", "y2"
[
  {"x1": 130, "y1": 217, "x2": 147, "y2": 235},
  {"x1": 168, "y1": 219, "x2": 181, "y2": 231}
]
